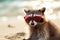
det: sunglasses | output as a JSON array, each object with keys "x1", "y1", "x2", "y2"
[{"x1": 24, "y1": 15, "x2": 44, "y2": 23}]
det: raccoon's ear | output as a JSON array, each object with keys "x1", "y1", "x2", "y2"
[
  {"x1": 24, "y1": 9, "x2": 30, "y2": 14},
  {"x1": 38, "y1": 7, "x2": 46, "y2": 15},
  {"x1": 41, "y1": 7, "x2": 46, "y2": 13}
]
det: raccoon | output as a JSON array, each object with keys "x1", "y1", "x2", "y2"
[{"x1": 24, "y1": 7, "x2": 60, "y2": 40}]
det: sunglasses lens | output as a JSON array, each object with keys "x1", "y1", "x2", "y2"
[
  {"x1": 34, "y1": 16, "x2": 44, "y2": 23},
  {"x1": 25, "y1": 17, "x2": 33, "y2": 23},
  {"x1": 39, "y1": 18, "x2": 44, "y2": 23}
]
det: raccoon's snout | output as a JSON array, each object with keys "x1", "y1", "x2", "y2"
[{"x1": 29, "y1": 20, "x2": 37, "y2": 26}]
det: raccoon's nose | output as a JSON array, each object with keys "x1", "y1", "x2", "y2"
[{"x1": 31, "y1": 22, "x2": 34, "y2": 25}]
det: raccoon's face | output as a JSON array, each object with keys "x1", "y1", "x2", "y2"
[{"x1": 24, "y1": 7, "x2": 46, "y2": 27}]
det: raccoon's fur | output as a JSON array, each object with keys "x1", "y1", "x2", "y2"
[{"x1": 24, "y1": 7, "x2": 60, "y2": 40}]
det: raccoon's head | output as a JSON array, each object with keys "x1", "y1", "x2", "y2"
[{"x1": 24, "y1": 7, "x2": 46, "y2": 27}]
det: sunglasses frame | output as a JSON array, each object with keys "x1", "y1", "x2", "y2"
[{"x1": 24, "y1": 15, "x2": 43, "y2": 20}]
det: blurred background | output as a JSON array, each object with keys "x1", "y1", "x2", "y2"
[{"x1": 0, "y1": 0, "x2": 60, "y2": 40}]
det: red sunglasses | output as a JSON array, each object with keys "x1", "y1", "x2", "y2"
[{"x1": 24, "y1": 15, "x2": 44, "y2": 22}]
